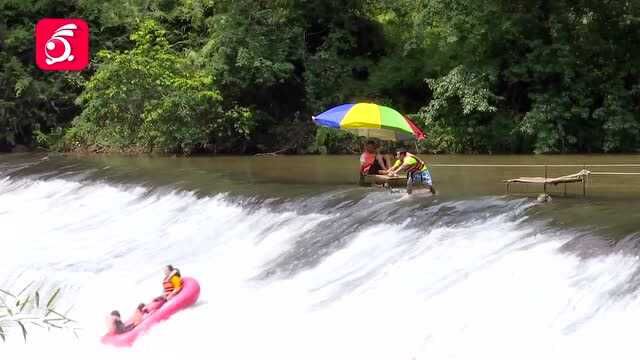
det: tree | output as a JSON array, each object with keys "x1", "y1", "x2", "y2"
[
  {"x1": 69, "y1": 20, "x2": 252, "y2": 153},
  {"x1": 3, "y1": 0, "x2": 640, "y2": 154}
]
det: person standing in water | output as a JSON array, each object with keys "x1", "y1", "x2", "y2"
[{"x1": 386, "y1": 149, "x2": 436, "y2": 194}]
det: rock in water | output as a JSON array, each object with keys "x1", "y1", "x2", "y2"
[{"x1": 537, "y1": 193, "x2": 552, "y2": 203}]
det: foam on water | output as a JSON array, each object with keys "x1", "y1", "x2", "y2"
[{"x1": 1, "y1": 176, "x2": 640, "y2": 359}]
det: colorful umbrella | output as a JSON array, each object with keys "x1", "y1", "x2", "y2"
[{"x1": 312, "y1": 103, "x2": 426, "y2": 141}]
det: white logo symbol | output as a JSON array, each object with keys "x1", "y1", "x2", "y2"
[{"x1": 45, "y1": 23, "x2": 78, "y2": 65}]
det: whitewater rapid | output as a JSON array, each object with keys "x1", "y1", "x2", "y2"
[{"x1": 2, "y1": 173, "x2": 640, "y2": 360}]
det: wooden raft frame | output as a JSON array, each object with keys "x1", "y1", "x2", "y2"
[
  {"x1": 359, "y1": 174, "x2": 407, "y2": 187},
  {"x1": 504, "y1": 168, "x2": 590, "y2": 196}
]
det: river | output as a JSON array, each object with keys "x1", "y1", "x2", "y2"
[{"x1": 1, "y1": 152, "x2": 640, "y2": 359}]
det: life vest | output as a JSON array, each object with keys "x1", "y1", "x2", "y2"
[
  {"x1": 404, "y1": 153, "x2": 426, "y2": 174},
  {"x1": 162, "y1": 271, "x2": 183, "y2": 297},
  {"x1": 360, "y1": 151, "x2": 376, "y2": 174}
]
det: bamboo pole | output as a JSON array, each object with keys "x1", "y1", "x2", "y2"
[
  {"x1": 583, "y1": 165, "x2": 587, "y2": 197},
  {"x1": 543, "y1": 165, "x2": 548, "y2": 194},
  {"x1": 589, "y1": 172, "x2": 640, "y2": 175},
  {"x1": 429, "y1": 164, "x2": 640, "y2": 167}
]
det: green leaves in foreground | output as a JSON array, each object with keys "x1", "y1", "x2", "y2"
[{"x1": 0, "y1": 285, "x2": 78, "y2": 343}]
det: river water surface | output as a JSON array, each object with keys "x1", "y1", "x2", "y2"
[{"x1": 1, "y1": 153, "x2": 640, "y2": 359}]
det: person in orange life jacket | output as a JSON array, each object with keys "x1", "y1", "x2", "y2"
[
  {"x1": 386, "y1": 149, "x2": 436, "y2": 194},
  {"x1": 360, "y1": 140, "x2": 389, "y2": 175},
  {"x1": 153, "y1": 265, "x2": 184, "y2": 303}
]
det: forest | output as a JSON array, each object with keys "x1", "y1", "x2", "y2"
[{"x1": 2, "y1": 0, "x2": 640, "y2": 155}]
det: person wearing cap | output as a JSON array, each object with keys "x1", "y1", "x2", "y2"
[{"x1": 385, "y1": 149, "x2": 435, "y2": 194}]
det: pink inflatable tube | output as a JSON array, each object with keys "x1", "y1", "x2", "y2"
[{"x1": 101, "y1": 277, "x2": 200, "y2": 347}]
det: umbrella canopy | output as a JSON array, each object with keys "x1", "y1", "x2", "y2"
[{"x1": 312, "y1": 103, "x2": 426, "y2": 141}]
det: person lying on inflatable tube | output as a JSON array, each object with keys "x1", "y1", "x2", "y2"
[
  {"x1": 106, "y1": 264, "x2": 184, "y2": 335},
  {"x1": 107, "y1": 304, "x2": 148, "y2": 335}
]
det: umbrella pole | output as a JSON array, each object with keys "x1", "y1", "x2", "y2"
[{"x1": 387, "y1": 140, "x2": 392, "y2": 167}]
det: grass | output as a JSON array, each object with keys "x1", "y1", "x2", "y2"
[{"x1": 0, "y1": 283, "x2": 80, "y2": 343}]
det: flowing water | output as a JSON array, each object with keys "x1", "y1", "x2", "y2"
[{"x1": 2, "y1": 153, "x2": 640, "y2": 359}]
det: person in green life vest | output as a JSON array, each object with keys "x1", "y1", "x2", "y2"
[{"x1": 386, "y1": 149, "x2": 436, "y2": 194}]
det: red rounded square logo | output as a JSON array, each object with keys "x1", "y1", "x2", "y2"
[{"x1": 35, "y1": 18, "x2": 89, "y2": 71}]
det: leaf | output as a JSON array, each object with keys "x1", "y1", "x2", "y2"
[
  {"x1": 0, "y1": 325, "x2": 5, "y2": 342},
  {"x1": 43, "y1": 320, "x2": 62, "y2": 329},
  {"x1": 0, "y1": 288, "x2": 16, "y2": 298},
  {"x1": 46, "y1": 309, "x2": 67, "y2": 319},
  {"x1": 29, "y1": 321, "x2": 45, "y2": 328},
  {"x1": 47, "y1": 289, "x2": 60, "y2": 309},
  {"x1": 19, "y1": 295, "x2": 29, "y2": 312},
  {"x1": 16, "y1": 320, "x2": 27, "y2": 343},
  {"x1": 35, "y1": 291, "x2": 40, "y2": 308},
  {"x1": 16, "y1": 281, "x2": 34, "y2": 298}
]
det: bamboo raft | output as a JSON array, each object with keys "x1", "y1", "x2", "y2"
[
  {"x1": 504, "y1": 169, "x2": 590, "y2": 196},
  {"x1": 505, "y1": 169, "x2": 591, "y2": 185},
  {"x1": 360, "y1": 174, "x2": 406, "y2": 187},
  {"x1": 503, "y1": 165, "x2": 640, "y2": 196}
]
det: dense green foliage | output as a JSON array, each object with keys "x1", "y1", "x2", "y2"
[
  {"x1": 2, "y1": 0, "x2": 640, "y2": 154},
  {"x1": 69, "y1": 20, "x2": 252, "y2": 153}
]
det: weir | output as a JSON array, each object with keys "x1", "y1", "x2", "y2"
[{"x1": 4, "y1": 154, "x2": 640, "y2": 358}]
